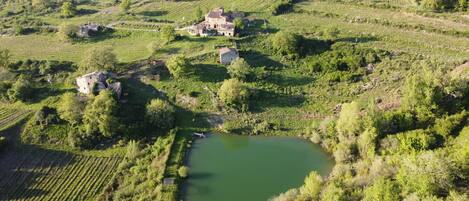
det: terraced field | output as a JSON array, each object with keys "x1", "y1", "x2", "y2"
[
  {"x1": 0, "y1": 146, "x2": 122, "y2": 201},
  {"x1": 0, "y1": 107, "x2": 31, "y2": 131}
]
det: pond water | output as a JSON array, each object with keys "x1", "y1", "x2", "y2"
[{"x1": 183, "y1": 134, "x2": 334, "y2": 201}]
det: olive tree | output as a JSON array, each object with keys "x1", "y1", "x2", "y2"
[{"x1": 218, "y1": 78, "x2": 250, "y2": 111}]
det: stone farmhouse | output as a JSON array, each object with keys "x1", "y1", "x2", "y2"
[
  {"x1": 219, "y1": 47, "x2": 239, "y2": 65},
  {"x1": 188, "y1": 7, "x2": 244, "y2": 37},
  {"x1": 76, "y1": 71, "x2": 122, "y2": 98}
]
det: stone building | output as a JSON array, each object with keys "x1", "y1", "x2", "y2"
[
  {"x1": 219, "y1": 47, "x2": 239, "y2": 65},
  {"x1": 188, "y1": 7, "x2": 244, "y2": 37},
  {"x1": 76, "y1": 71, "x2": 122, "y2": 98}
]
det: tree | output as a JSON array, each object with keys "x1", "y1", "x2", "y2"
[
  {"x1": 363, "y1": 178, "x2": 400, "y2": 201},
  {"x1": 402, "y1": 64, "x2": 443, "y2": 123},
  {"x1": 178, "y1": 166, "x2": 189, "y2": 178},
  {"x1": 336, "y1": 101, "x2": 361, "y2": 141},
  {"x1": 270, "y1": 31, "x2": 302, "y2": 57},
  {"x1": 57, "y1": 23, "x2": 78, "y2": 42},
  {"x1": 120, "y1": 0, "x2": 131, "y2": 13},
  {"x1": 145, "y1": 99, "x2": 175, "y2": 130},
  {"x1": 195, "y1": 7, "x2": 204, "y2": 21},
  {"x1": 7, "y1": 75, "x2": 34, "y2": 101},
  {"x1": 358, "y1": 127, "x2": 378, "y2": 158},
  {"x1": 80, "y1": 47, "x2": 118, "y2": 73},
  {"x1": 83, "y1": 90, "x2": 119, "y2": 137},
  {"x1": 218, "y1": 78, "x2": 250, "y2": 111},
  {"x1": 57, "y1": 92, "x2": 83, "y2": 125},
  {"x1": 396, "y1": 151, "x2": 454, "y2": 197},
  {"x1": 321, "y1": 182, "x2": 347, "y2": 201},
  {"x1": 228, "y1": 58, "x2": 250, "y2": 81},
  {"x1": 61, "y1": 1, "x2": 76, "y2": 18},
  {"x1": 301, "y1": 171, "x2": 323, "y2": 200},
  {"x1": 0, "y1": 49, "x2": 11, "y2": 69},
  {"x1": 160, "y1": 25, "x2": 177, "y2": 44},
  {"x1": 269, "y1": 189, "x2": 300, "y2": 201},
  {"x1": 126, "y1": 140, "x2": 140, "y2": 160},
  {"x1": 166, "y1": 55, "x2": 192, "y2": 78},
  {"x1": 234, "y1": 18, "x2": 245, "y2": 31}
]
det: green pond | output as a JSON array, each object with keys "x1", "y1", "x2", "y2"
[{"x1": 183, "y1": 134, "x2": 334, "y2": 201}]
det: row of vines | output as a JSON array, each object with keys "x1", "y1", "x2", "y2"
[{"x1": 0, "y1": 149, "x2": 121, "y2": 201}]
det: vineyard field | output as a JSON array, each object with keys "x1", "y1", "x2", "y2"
[
  {"x1": 0, "y1": 146, "x2": 122, "y2": 201},
  {"x1": 0, "y1": 107, "x2": 31, "y2": 131}
]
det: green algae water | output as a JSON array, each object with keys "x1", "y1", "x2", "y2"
[{"x1": 183, "y1": 134, "x2": 334, "y2": 201}]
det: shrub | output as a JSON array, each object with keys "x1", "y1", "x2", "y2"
[
  {"x1": 301, "y1": 171, "x2": 323, "y2": 200},
  {"x1": 145, "y1": 99, "x2": 175, "y2": 130},
  {"x1": 7, "y1": 75, "x2": 34, "y2": 102},
  {"x1": 126, "y1": 140, "x2": 140, "y2": 160},
  {"x1": 269, "y1": 0, "x2": 294, "y2": 15},
  {"x1": 227, "y1": 58, "x2": 250, "y2": 81},
  {"x1": 178, "y1": 166, "x2": 189, "y2": 178},
  {"x1": 396, "y1": 129, "x2": 436, "y2": 153},
  {"x1": 363, "y1": 178, "x2": 400, "y2": 201},
  {"x1": 433, "y1": 111, "x2": 468, "y2": 138},
  {"x1": 57, "y1": 23, "x2": 78, "y2": 42},
  {"x1": 269, "y1": 31, "x2": 303, "y2": 58},
  {"x1": 218, "y1": 78, "x2": 250, "y2": 112},
  {"x1": 57, "y1": 92, "x2": 83, "y2": 125},
  {"x1": 166, "y1": 55, "x2": 192, "y2": 78},
  {"x1": 61, "y1": 1, "x2": 76, "y2": 17},
  {"x1": 336, "y1": 101, "x2": 362, "y2": 141}
]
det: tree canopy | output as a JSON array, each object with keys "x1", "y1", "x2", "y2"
[
  {"x1": 166, "y1": 55, "x2": 192, "y2": 78},
  {"x1": 83, "y1": 90, "x2": 119, "y2": 137},
  {"x1": 227, "y1": 58, "x2": 250, "y2": 81},
  {"x1": 80, "y1": 47, "x2": 118, "y2": 73},
  {"x1": 218, "y1": 78, "x2": 250, "y2": 111},
  {"x1": 145, "y1": 99, "x2": 175, "y2": 130},
  {"x1": 57, "y1": 92, "x2": 83, "y2": 125}
]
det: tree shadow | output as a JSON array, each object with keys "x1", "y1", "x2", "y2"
[
  {"x1": 250, "y1": 89, "x2": 305, "y2": 112},
  {"x1": 76, "y1": 8, "x2": 99, "y2": 16},
  {"x1": 301, "y1": 38, "x2": 333, "y2": 56},
  {"x1": 243, "y1": 19, "x2": 279, "y2": 35},
  {"x1": 334, "y1": 35, "x2": 379, "y2": 44},
  {"x1": 194, "y1": 63, "x2": 228, "y2": 83},
  {"x1": 138, "y1": 10, "x2": 168, "y2": 17},
  {"x1": 240, "y1": 50, "x2": 284, "y2": 69},
  {"x1": 265, "y1": 74, "x2": 315, "y2": 87},
  {"x1": 158, "y1": 47, "x2": 181, "y2": 55},
  {"x1": 0, "y1": 125, "x2": 78, "y2": 200},
  {"x1": 180, "y1": 36, "x2": 216, "y2": 43}
]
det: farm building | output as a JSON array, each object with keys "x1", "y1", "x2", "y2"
[
  {"x1": 76, "y1": 71, "x2": 122, "y2": 98},
  {"x1": 188, "y1": 7, "x2": 244, "y2": 37},
  {"x1": 78, "y1": 23, "x2": 100, "y2": 38},
  {"x1": 219, "y1": 47, "x2": 239, "y2": 65}
]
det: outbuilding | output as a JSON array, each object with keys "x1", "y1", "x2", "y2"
[{"x1": 219, "y1": 47, "x2": 239, "y2": 65}]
